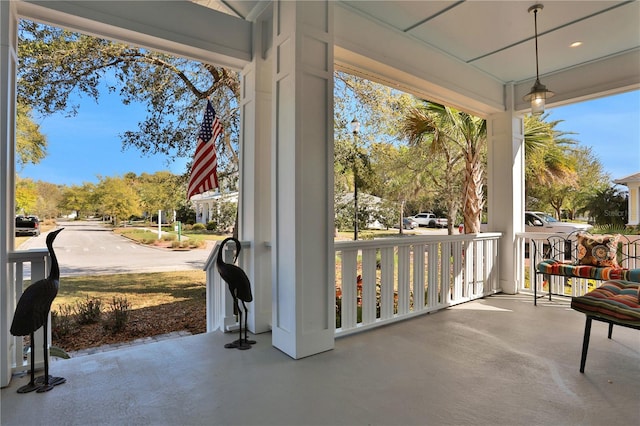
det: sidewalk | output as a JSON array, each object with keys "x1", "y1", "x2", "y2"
[{"x1": 52, "y1": 331, "x2": 193, "y2": 360}]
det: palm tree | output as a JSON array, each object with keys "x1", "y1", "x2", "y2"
[
  {"x1": 402, "y1": 101, "x2": 486, "y2": 233},
  {"x1": 524, "y1": 114, "x2": 579, "y2": 217}
]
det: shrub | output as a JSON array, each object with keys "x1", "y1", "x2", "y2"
[
  {"x1": 206, "y1": 221, "x2": 217, "y2": 231},
  {"x1": 75, "y1": 296, "x2": 102, "y2": 325},
  {"x1": 189, "y1": 239, "x2": 205, "y2": 248},
  {"x1": 192, "y1": 223, "x2": 206, "y2": 231},
  {"x1": 162, "y1": 233, "x2": 177, "y2": 242},
  {"x1": 51, "y1": 304, "x2": 74, "y2": 338},
  {"x1": 103, "y1": 296, "x2": 131, "y2": 333}
]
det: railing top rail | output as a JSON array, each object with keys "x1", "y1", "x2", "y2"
[
  {"x1": 519, "y1": 230, "x2": 640, "y2": 267},
  {"x1": 203, "y1": 239, "x2": 252, "y2": 270},
  {"x1": 334, "y1": 232, "x2": 502, "y2": 250},
  {"x1": 7, "y1": 249, "x2": 49, "y2": 262},
  {"x1": 516, "y1": 231, "x2": 577, "y2": 239}
]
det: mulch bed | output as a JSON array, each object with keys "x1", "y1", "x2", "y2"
[{"x1": 53, "y1": 300, "x2": 206, "y2": 352}]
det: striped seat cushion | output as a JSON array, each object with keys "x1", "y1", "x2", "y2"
[
  {"x1": 571, "y1": 280, "x2": 640, "y2": 327},
  {"x1": 537, "y1": 260, "x2": 640, "y2": 282}
]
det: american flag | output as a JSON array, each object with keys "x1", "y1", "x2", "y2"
[{"x1": 187, "y1": 100, "x2": 222, "y2": 200}]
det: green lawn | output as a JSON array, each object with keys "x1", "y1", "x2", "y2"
[{"x1": 51, "y1": 270, "x2": 206, "y2": 313}]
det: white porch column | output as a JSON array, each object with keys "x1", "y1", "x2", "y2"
[
  {"x1": 0, "y1": 0, "x2": 17, "y2": 387},
  {"x1": 271, "y1": 0, "x2": 335, "y2": 358},
  {"x1": 486, "y1": 84, "x2": 525, "y2": 295},
  {"x1": 238, "y1": 10, "x2": 273, "y2": 334}
]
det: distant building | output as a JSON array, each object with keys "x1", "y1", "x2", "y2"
[
  {"x1": 614, "y1": 172, "x2": 640, "y2": 227},
  {"x1": 190, "y1": 191, "x2": 238, "y2": 225}
]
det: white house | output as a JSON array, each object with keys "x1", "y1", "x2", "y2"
[{"x1": 190, "y1": 191, "x2": 239, "y2": 225}]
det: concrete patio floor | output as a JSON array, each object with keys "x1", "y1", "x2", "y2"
[{"x1": 2, "y1": 294, "x2": 638, "y2": 425}]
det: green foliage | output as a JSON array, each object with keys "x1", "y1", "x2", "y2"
[
  {"x1": 401, "y1": 101, "x2": 486, "y2": 233},
  {"x1": 189, "y1": 239, "x2": 206, "y2": 248},
  {"x1": 16, "y1": 103, "x2": 47, "y2": 168},
  {"x1": 334, "y1": 196, "x2": 372, "y2": 232},
  {"x1": 15, "y1": 177, "x2": 37, "y2": 215},
  {"x1": 94, "y1": 175, "x2": 142, "y2": 222},
  {"x1": 590, "y1": 223, "x2": 635, "y2": 235},
  {"x1": 579, "y1": 186, "x2": 628, "y2": 226},
  {"x1": 136, "y1": 171, "x2": 185, "y2": 216},
  {"x1": 334, "y1": 193, "x2": 398, "y2": 233},
  {"x1": 59, "y1": 183, "x2": 97, "y2": 219},
  {"x1": 103, "y1": 296, "x2": 131, "y2": 333},
  {"x1": 51, "y1": 304, "x2": 75, "y2": 339},
  {"x1": 18, "y1": 19, "x2": 241, "y2": 180},
  {"x1": 175, "y1": 204, "x2": 197, "y2": 225},
  {"x1": 192, "y1": 223, "x2": 206, "y2": 231},
  {"x1": 523, "y1": 114, "x2": 608, "y2": 219},
  {"x1": 75, "y1": 296, "x2": 103, "y2": 325},
  {"x1": 204, "y1": 201, "x2": 237, "y2": 232},
  {"x1": 35, "y1": 181, "x2": 63, "y2": 219}
]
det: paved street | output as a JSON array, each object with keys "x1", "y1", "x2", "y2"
[
  {"x1": 16, "y1": 220, "x2": 453, "y2": 278},
  {"x1": 17, "y1": 220, "x2": 213, "y2": 277}
]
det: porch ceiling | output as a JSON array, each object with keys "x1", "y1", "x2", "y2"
[
  {"x1": 2, "y1": 294, "x2": 638, "y2": 425},
  {"x1": 198, "y1": 0, "x2": 640, "y2": 114}
]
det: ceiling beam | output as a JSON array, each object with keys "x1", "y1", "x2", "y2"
[{"x1": 17, "y1": 0, "x2": 252, "y2": 70}]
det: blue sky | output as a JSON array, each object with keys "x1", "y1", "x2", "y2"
[
  {"x1": 20, "y1": 90, "x2": 189, "y2": 186},
  {"x1": 20, "y1": 89, "x2": 639, "y2": 187},
  {"x1": 546, "y1": 90, "x2": 639, "y2": 182}
]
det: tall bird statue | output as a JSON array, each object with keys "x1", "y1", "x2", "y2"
[
  {"x1": 11, "y1": 228, "x2": 65, "y2": 393},
  {"x1": 215, "y1": 237, "x2": 256, "y2": 350}
]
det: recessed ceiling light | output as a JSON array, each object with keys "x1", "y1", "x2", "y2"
[{"x1": 570, "y1": 41, "x2": 583, "y2": 48}]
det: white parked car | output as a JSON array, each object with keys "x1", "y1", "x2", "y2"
[
  {"x1": 412, "y1": 212, "x2": 448, "y2": 228},
  {"x1": 525, "y1": 211, "x2": 592, "y2": 233}
]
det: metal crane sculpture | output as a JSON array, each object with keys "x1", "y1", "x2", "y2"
[
  {"x1": 216, "y1": 237, "x2": 256, "y2": 350},
  {"x1": 11, "y1": 228, "x2": 65, "y2": 393}
]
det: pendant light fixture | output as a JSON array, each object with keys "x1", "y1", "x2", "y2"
[{"x1": 523, "y1": 4, "x2": 554, "y2": 115}]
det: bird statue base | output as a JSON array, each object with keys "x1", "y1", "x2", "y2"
[
  {"x1": 224, "y1": 337, "x2": 256, "y2": 350},
  {"x1": 224, "y1": 340, "x2": 252, "y2": 350},
  {"x1": 16, "y1": 375, "x2": 65, "y2": 393},
  {"x1": 17, "y1": 383, "x2": 40, "y2": 394}
]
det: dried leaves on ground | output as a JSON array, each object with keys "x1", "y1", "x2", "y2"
[
  {"x1": 48, "y1": 270, "x2": 207, "y2": 352},
  {"x1": 53, "y1": 300, "x2": 206, "y2": 352}
]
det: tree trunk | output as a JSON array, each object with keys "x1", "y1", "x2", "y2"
[{"x1": 463, "y1": 156, "x2": 484, "y2": 233}]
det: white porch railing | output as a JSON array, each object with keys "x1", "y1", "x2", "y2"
[
  {"x1": 6, "y1": 249, "x2": 51, "y2": 374},
  {"x1": 204, "y1": 233, "x2": 502, "y2": 338},
  {"x1": 334, "y1": 233, "x2": 502, "y2": 337},
  {"x1": 515, "y1": 232, "x2": 640, "y2": 298}
]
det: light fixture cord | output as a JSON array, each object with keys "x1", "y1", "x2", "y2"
[{"x1": 534, "y1": 8, "x2": 540, "y2": 80}]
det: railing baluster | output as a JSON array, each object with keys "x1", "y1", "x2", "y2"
[
  {"x1": 452, "y1": 241, "x2": 463, "y2": 301},
  {"x1": 397, "y1": 245, "x2": 410, "y2": 315},
  {"x1": 412, "y1": 244, "x2": 425, "y2": 310},
  {"x1": 427, "y1": 242, "x2": 438, "y2": 307},
  {"x1": 341, "y1": 249, "x2": 358, "y2": 331},
  {"x1": 361, "y1": 248, "x2": 377, "y2": 325},
  {"x1": 440, "y1": 241, "x2": 451, "y2": 305},
  {"x1": 380, "y1": 247, "x2": 394, "y2": 320}
]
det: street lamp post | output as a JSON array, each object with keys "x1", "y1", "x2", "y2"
[{"x1": 350, "y1": 117, "x2": 361, "y2": 241}]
